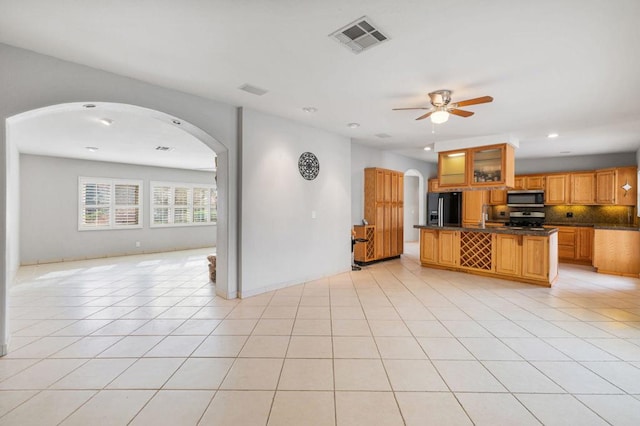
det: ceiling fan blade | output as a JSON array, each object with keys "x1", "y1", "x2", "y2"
[
  {"x1": 392, "y1": 107, "x2": 430, "y2": 111},
  {"x1": 449, "y1": 109, "x2": 474, "y2": 118},
  {"x1": 415, "y1": 111, "x2": 433, "y2": 120},
  {"x1": 454, "y1": 96, "x2": 494, "y2": 107}
]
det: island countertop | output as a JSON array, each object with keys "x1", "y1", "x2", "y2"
[{"x1": 414, "y1": 224, "x2": 558, "y2": 236}]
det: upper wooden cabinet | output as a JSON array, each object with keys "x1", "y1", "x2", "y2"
[
  {"x1": 570, "y1": 172, "x2": 596, "y2": 204},
  {"x1": 545, "y1": 174, "x2": 569, "y2": 205},
  {"x1": 438, "y1": 149, "x2": 468, "y2": 187},
  {"x1": 489, "y1": 189, "x2": 507, "y2": 205},
  {"x1": 438, "y1": 143, "x2": 515, "y2": 190},
  {"x1": 462, "y1": 190, "x2": 488, "y2": 226},
  {"x1": 428, "y1": 178, "x2": 440, "y2": 193},
  {"x1": 596, "y1": 169, "x2": 616, "y2": 204},
  {"x1": 511, "y1": 174, "x2": 545, "y2": 191}
]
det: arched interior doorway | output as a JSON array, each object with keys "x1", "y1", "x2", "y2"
[
  {"x1": 403, "y1": 169, "x2": 425, "y2": 242},
  {"x1": 2, "y1": 102, "x2": 234, "y2": 356}
]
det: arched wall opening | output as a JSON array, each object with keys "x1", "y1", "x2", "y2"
[
  {"x1": 2, "y1": 101, "x2": 236, "y2": 356},
  {"x1": 403, "y1": 169, "x2": 425, "y2": 242}
]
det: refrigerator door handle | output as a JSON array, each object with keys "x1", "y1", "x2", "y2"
[{"x1": 438, "y1": 197, "x2": 443, "y2": 227}]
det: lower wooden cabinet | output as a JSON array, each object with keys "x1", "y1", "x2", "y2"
[
  {"x1": 557, "y1": 225, "x2": 593, "y2": 264},
  {"x1": 521, "y1": 236, "x2": 551, "y2": 281},
  {"x1": 495, "y1": 234, "x2": 522, "y2": 276},
  {"x1": 420, "y1": 229, "x2": 438, "y2": 264},
  {"x1": 438, "y1": 230, "x2": 459, "y2": 266},
  {"x1": 418, "y1": 228, "x2": 558, "y2": 286},
  {"x1": 593, "y1": 229, "x2": 640, "y2": 277}
]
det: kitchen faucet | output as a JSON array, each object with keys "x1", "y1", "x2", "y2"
[{"x1": 480, "y1": 204, "x2": 489, "y2": 228}]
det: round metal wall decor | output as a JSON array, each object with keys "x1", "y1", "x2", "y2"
[{"x1": 298, "y1": 152, "x2": 320, "y2": 180}]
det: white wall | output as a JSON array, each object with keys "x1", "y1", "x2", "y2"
[
  {"x1": 404, "y1": 175, "x2": 419, "y2": 241},
  {"x1": 0, "y1": 43, "x2": 239, "y2": 354},
  {"x1": 515, "y1": 152, "x2": 637, "y2": 174},
  {"x1": 350, "y1": 143, "x2": 436, "y2": 225},
  {"x1": 20, "y1": 154, "x2": 216, "y2": 264},
  {"x1": 239, "y1": 108, "x2": 351, "y2": 297}
]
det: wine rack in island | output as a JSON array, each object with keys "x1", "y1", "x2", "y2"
[{"x1": 355, "y1": 167, "x2": 404, "y2": 265}]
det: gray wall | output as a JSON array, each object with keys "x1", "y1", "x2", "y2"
[
  {"x1": 515, "y1": 152, "x2": 637, "y2": 174},
  {"x1": 239, "y1": 108, "x2": 351, "y2": 297},
  {"x1": 20, "y1": 154, "x2": 216, "y2": 264},
  {"x1": 404, "y1": 175, "x2": 420, "y2": 241},
  {"x1": 351, "y1": 143, "x2": 436, "y2": 225}
]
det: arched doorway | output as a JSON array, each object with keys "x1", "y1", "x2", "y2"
[
  {"x1": 2, "y1": 102, "x2": 235, "y2": 356},
  {"x1": 403, "y1": 169, "x2": 425, "y2": 242}
]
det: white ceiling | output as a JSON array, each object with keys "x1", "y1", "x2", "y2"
[
  {"x1": 1, "y1": 0, "x2": 640, "y2": 163},
  {"x1": 10, "y1": 104, "x2": 216, "y2": 171}
]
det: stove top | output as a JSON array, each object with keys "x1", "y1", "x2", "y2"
[{"x1": 507, "y1": 211, "x2": 545, "y2": 228}]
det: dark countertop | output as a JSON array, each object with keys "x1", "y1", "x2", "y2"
[
  {"x1": 487, "y1": 220, "x2": 640, "y2": 232},
  {"x1": 414, "y1": 224, "x2": 558, "y2": 236},
  {"x1": 544, "y1": 222, "x2": 640, "y2": 231}
]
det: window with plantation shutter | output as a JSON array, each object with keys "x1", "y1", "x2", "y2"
[
  {"x1": 150, "y1": 181, "x2": 217, "y2": 227},
  {"x1": 79, "y1": 177, "x2": 143, "y2": 230}
]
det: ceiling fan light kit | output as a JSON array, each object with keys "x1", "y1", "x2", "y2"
[{"x1": 393, "y1": 89, "x2": 493, "y2": 124}]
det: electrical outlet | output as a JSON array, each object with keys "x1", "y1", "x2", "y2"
[
  {"x1": 499, "y1": 211, "x2": 506, "y2": 216},
  {"x1": 566, "y1": 212, "x2": 573, "y2": 218}
]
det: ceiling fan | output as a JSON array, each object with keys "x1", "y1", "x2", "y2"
[{"x1": 393, "y1": 90, "x2": 493, "y2": 124}]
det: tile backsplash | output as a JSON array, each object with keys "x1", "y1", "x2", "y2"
[{"x1": 490, "y1": 205, "x2": 637, "y2": 225}]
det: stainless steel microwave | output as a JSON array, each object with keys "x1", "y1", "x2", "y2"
[{"x1": 507, "y1": 190, "x2": 545, "y2": 207}]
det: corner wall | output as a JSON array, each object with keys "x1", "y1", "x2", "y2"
[
  {"x1": 239, "y1": 108, "x2": 351, "y2": 297},
  {"x1": 20, "y1": 154, "x2": 216, "y2": 264}
]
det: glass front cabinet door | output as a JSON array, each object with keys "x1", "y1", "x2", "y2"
[{"x1": 438, "y1": 150, "x2": 468, "y2": 188}]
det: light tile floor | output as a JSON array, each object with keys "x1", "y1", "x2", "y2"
[{"x1": 1, "y1": 244, "x2": 640, "y2": 425}]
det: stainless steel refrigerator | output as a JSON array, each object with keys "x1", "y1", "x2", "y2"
[{"x1": 427, "y1": 192, "x2": 462, "y2": 226}]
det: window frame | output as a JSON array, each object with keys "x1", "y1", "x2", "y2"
[
  {"x1": 78, "y1": 177, "x2": 144, "y2": 231},
  {"x1": 150, "y1": 181, "x2": 217, "y2": 228}
]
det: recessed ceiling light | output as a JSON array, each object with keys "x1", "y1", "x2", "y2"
[
  {"x1": 423, "y1": 146, "x2": 432, "y2": 151},
  {"x1": 302, "y1": 107, "x2": 317, "y2": 113},
  {"x1": 172, "y1": 119, "x2": 181, "y2": 125},
  {"x1": 547, "y1": 133, "x2": 559, "y2": 138},
  {"x1": 85, "y1": 146, "x2": 99, "y2": 152},
  {"x1": 347, "y1": 122, "x2": 360, "y2": 128},
  {"x1": 83, "y1": 104, "x2": 96, "y2": 108},
  {"x1": 99, "y1": 118, "x2": 113, "y2": 126}
]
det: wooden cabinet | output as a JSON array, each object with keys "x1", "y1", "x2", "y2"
[
  {"x1": 489, "y1": 189, "x2": 507, "y2": 205},
  {"x1": 576, "y1": 227, "x2": 593, "y2": 262},
  {"x1": 438, "y1": 143, "x2": 515, "y2": 190},
  {"x1": 420, "y1": 229, "x2": 438, "y2": 264},
  {"x1": 428, "y1": 178, "x2": 440, "y2": 193},
  {"x1": 417, "y1": 228, "x2": 558, "y2": 286},
  {"x1": 616, "y1": 166, "x2": 637, "y2": 207},
  {"x1": 556, "y1": 225, "x2": 593, "y2": 264},
  {"x1": 512, "y1": 175, "x2": 545, "y2": 190},
  {"x1": 596, "y1": 169, "x2": 616, "y2": 204},
  {"x1": 462, "y1": 190, "x2": 488, "y2": 226},
  {"x1": 570, "y1": 172, "x2": 596, "y2": 204},
  {"x1": 495, "y1": 234, "x2": 522, "y2": 276},
  {"x1": 354, "y1": 225, "x2": 376, "y2": 263},
  {"x1": 438, "y1": 150, "x2": 468, "y2": 188},
  {"x1": 363, "y1": 168, "x2": 404, "y2": 263},
  {"x1": 593, "y1": 229, "x2": 640, "y2": 277},
  {"x1": 557, "y1": 226, "x2": 576, "y2": 260},
  {"x1": 438, "y1": 230, "x2": 459, "y2": 266},
  {"x1": 546, "y1": 174, "x2": 569, "y2": 205},
  {"x1": 521, "y1": 236, "x2": 550, "y2": 281}
]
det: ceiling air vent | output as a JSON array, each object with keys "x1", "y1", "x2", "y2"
[
  {"x1": 375, "y1": 133, "x2": 392, "y2": 139},
  {"x1": 330, "y1": 16, "x2": 389, "y2": 54},
  {"x1": 239, "y1": 84, "x2": 269, "y2": 96},
  {"x1": 155, "y1": 146, "x2": 174, "y2": 152}
]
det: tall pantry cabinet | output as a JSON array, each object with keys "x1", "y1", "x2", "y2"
[{"x1": 363, "y1": 167, "x2": 404, "y2": 261}]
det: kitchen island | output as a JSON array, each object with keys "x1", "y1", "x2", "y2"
[{"x1": 415, "y1": 225, "x2": 559, "y2": 287}]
